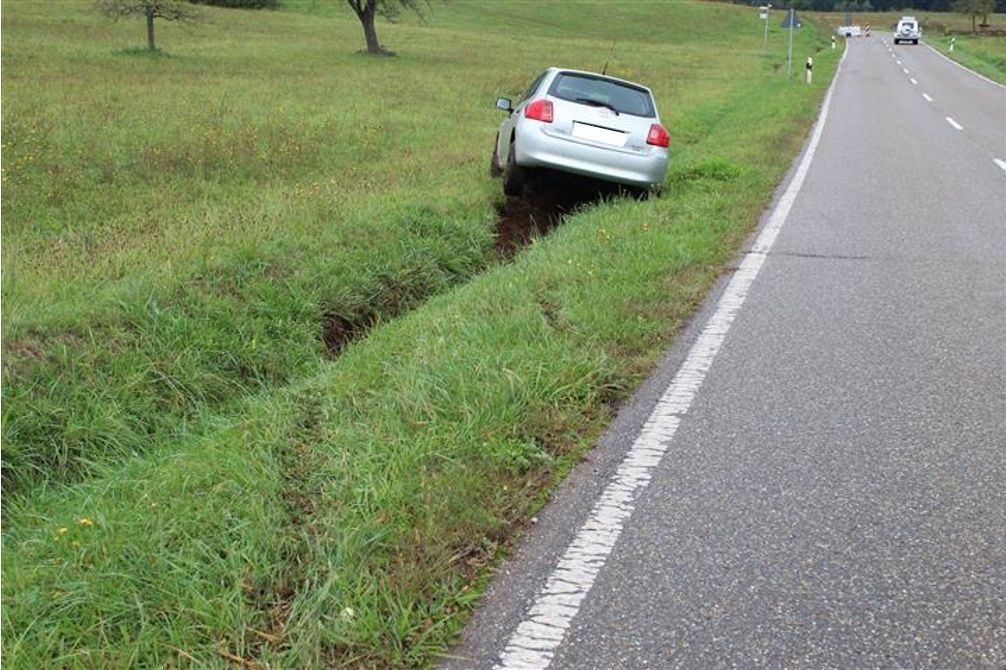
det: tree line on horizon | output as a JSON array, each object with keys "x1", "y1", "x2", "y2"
[{"x1": 737, "y1": 0, "x2": 1005, "y2": 16}]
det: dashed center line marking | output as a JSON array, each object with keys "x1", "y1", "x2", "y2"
[
  {"x1": 897, "y1": 59, "x2": 903, "y2": 65},
  {"x1": 910, "y1": 77, "x2": 918, "y2": 85},
  {"x1": 903, "y1": 68, "x2": 910, "y2": 74},
  {"x1": 946, "y1": 116, "x2": 963, "y2": 130},
  {"x1": 923, "y1": 93, "x2": 933, "y2": 102},
  {"x1": 995, "y1": 159, "x2": 1006, "y2": 173}
]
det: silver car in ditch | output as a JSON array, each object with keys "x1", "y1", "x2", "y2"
[{"x1": 491, "y1": 67, "x2": 669, "y2": 195}]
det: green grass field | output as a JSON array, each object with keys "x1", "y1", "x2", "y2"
[{"x1": 3, "y1": 1, "x2": 838, "y2": 666}]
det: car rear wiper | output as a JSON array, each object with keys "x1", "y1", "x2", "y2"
[{"x1": 574, "y1": 97, "x2": 620, "y2": 115}]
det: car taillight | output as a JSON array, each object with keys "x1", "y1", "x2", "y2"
[
  {"x1": 647, "y1": 123, "x2": 670, "y2": 148},
  {"x1": 524, "y1": 99, "x2": 554, "y2": 123}
]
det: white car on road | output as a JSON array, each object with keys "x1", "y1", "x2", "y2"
[{"x1": 894, "y1": 16, "x2": 920, "y2": 45}]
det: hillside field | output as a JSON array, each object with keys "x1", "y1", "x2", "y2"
[{"x1": 3, "y1": 1, "x2": 838, "y2": 666}]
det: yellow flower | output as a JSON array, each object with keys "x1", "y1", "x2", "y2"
[
  {"x1": 78, "y1": 518, "x2": 94, "y2": 527},
  {"x1": 58, "y1": 527, "x2": 69, "y2": 535}
]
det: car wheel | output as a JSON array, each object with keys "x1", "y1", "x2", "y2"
[{"x1": 502, "y1": 140, "x2": 527, "y2": 196}]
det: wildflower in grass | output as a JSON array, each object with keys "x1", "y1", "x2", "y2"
[
  {"x1": 58, "y1": 527, "x2": 69, "y2": 535},
  {"x1": 78, "y1": 517, "x2": 94, "y2": 527}
]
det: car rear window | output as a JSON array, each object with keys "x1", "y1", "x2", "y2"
[{"x1": 548, "y1": 72, "x2": 655, "y2": 118}]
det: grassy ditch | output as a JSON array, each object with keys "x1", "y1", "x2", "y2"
[
  {"x1": 3, "y1": 1, "x2": 837, "y2": 667},
  {"x1": 929, "y1": 32, "x2": 1006, "y2": 83}
]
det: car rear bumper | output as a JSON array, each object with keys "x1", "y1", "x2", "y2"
[{"x1": 516, "y1": 123, "x2": 668, "y2": 188}]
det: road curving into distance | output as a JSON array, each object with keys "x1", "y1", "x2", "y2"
[{"x1": 445, "y1": 33, "x2": 1006, "y2": 669}]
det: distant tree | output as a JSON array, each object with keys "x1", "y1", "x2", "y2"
[
  {"x1": 953, "y1": 0, "x2": 996, "y2": 31},
  {"x1": 96, "y1": 0, "x2": 199, "y2": 51},
  {"x1": 345, "y1": 0, "x2": 429, "y2": 56}
]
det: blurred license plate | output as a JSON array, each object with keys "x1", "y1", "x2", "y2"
[{"x1": 572, "y1": 122, "x2": 627, "y2": 146}]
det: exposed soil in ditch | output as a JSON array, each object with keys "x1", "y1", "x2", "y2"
[
  {"x1": 322, "y1": 312, "x2": 374, "y2": 357},
  {"x1": 494, "y1": 172, "x2": 629, "y2": 256}
]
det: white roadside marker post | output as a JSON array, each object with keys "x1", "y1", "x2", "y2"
[
  {"x1": 805, "y1": 56, "x2": 814, "y2": 84},
  {"x1": 787, "y1": 8, "x2": 795, "y2": 79},
  {"x1": 760, "y1": 5, "x2": 770, "y2": 54},
  {"x1": 832, "y1": 35, "x2": 836, "y2": 50},
  {"x1": 950, "y1": 36, "x2": 956, "y2": 52}
]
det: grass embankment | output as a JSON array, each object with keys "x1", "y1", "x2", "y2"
[
  {"x1": 2, "y1": 2, "x2": 836, "y2": 666},
  {"x1": 929, "y1": 31, "x2": 1006, "y2": 84}
]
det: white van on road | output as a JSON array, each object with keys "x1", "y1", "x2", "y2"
[{"x1": 894, "y1": 16, "x2": 920, "y2": 45}]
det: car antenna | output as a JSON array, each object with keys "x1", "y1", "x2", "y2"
[{"x1": 601, "y1": 42, "x2": 616, "y2": 75}]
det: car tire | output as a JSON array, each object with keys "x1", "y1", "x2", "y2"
[{"x1": 502, "y1": 140, "x2": 527, "y2": 196}]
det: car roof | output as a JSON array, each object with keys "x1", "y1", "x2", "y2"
[{"x1": 542, "y1": 67, "x2": 654, "y2": 95}]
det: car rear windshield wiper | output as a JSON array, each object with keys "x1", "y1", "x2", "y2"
[{"x1": 574, "y1": 97, "x2": 620, "y2": 115}]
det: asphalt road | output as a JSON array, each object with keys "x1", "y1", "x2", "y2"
[{"x1": 444, "y1": 37, "x2": 1006, "y2": 669}]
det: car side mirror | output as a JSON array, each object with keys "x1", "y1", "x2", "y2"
[{"x1": 496, "y1": 97, "x2": 513, "y2": 114}]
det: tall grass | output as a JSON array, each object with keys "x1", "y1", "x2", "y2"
[{"x1": 3, "y1": 1, "x2": 837, "y2": 666}]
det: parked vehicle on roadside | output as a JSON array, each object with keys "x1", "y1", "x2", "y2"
[
  {"x1": 894, "y1": 16, "x2": 920, "y2": 45},
  {"x1": 491, "y1": 67, "x2": 669, "y2": 196}
]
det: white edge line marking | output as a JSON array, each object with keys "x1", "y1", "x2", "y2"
[
  {"x1": 994, "y1": 159, "x2": 1006, "y2": 173},
  {"x1": 492, "y1": 39, "x2": 850, "y2": 670},
  {"x1": 924, "y1": 41, "x2": 1006, "y2": 89},
  {"x1": 946, "y1": 116, "x2": 963, "y2": 130},
  {"x1": 910, "y1": 77, "x2": 918, "y2": 85},
  {"x1": 923, "y1": 93, "x2": 933, "y2": 102}
]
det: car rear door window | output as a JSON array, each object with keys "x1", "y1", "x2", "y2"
[
  {"x1": 548, "y1": 72, "x2": 655, "y2": 118},
  {"x1": 519, "y1": 72, "x2": 548, "y2": 104}
]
